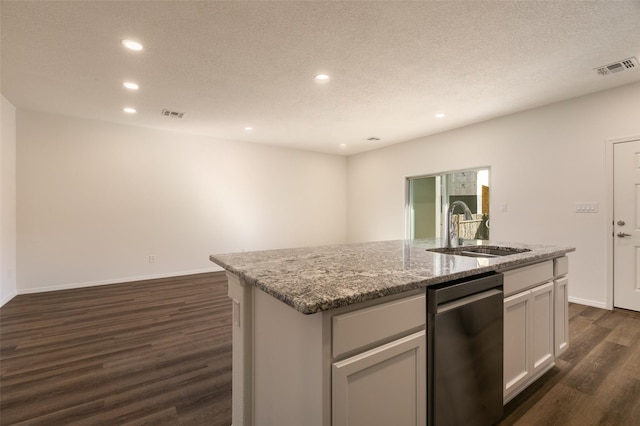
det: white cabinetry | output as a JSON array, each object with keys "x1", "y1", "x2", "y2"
[
  {"x1": 554, "y1": 257, "x2": 569, "y2": 356},
  {"x1": 331, "y1": 294, "x2": 426, "y2": 426},
  {"x1": 503, "y1": 289, "x2": 531, "y2": 395},
  {"x1": 502, "y1": 258, "x2": 569, "y2": 404},
  {"x1": 531, "y1": 282, "x2": 555, "y2": 373},
  {"x1": 332, "y1": 331, "x2": 426, "y2": 426},
  {"x1": 227, "y1": 272, "x2": 426, "y2": 426},
  {"x1": 503, "y1": 261, "x2": 556, "y2": 403}
]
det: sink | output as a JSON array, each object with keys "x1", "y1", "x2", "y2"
[{"x1": 426, "y1": 246, "x2": 531, "y2": 258}]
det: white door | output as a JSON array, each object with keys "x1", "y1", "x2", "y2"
[{"x1": 613, "y1": 139, "x2": 640, "y2": 311}]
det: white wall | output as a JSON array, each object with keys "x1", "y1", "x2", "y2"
[
  {"x1": 12, "y1": 83, "x2": 640, "y2": 306},
  {"x1": 347, "y1": 82, "x2": 640, "y2": 309},
  {"x1": 1, "y1": 94, "x2": 18, "y2": 306},
  {"x1": 17, "y1": 110, "x2": 347, "y2": 292}
]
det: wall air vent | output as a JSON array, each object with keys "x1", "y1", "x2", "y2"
[
  {"x1": 595, "y1": 57, "x2": 638, "y2": 76},
  {"x1": 161, "y1": 109, "x2": 185, "y2": 118}
]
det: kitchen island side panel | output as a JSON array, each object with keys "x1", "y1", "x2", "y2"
[{"x1": 253, "y1": 288, "x2": 327, "y2": 426}]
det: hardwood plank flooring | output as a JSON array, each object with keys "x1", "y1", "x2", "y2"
[
  {"x1": 2, "y1": 273, "x2": 639, "y2": 425},
  {"x1": 0, "y1": 273, "x2": 232, "y2": 426}
]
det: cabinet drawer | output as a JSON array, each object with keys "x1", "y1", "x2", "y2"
[
  {"x1": 332, "y1": 294, "x2": 425, "y2": 358},
  {"x1": 503, "y1": 260, "x2": 553, "y2": 297},
  {"x1": 554, "y1": 256, "x2": 568, "y2": 277}
]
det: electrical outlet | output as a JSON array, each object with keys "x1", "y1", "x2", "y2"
[
  {"x1": 149, "y1": 255, "x2": 156, "y2": 264},
  {"x1": 233, "y1": 300, "x2": 240, "y2": 326}
]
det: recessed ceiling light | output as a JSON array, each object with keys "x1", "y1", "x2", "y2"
[
  {"x1": 244, "y1": 126, "x2": 253, "y2": 131},
  {"x1": 315, "y1": 74, "x2": 330, "y2": 81},
  {"x1": 339, "y1": 144, "x2": 347, "y2": 149},
  {"x1": 123, "y1": 107, "x2": 137, "y2": 114},
  {"x1": 123, "y1": 82, "x2": 139, "y2": 90},
  {"x1": 121, "y1": 39, "x2": 143, "y2": 51},
  {"x1": 435, "y1": 113, "x2": 446, "y2": 118}
]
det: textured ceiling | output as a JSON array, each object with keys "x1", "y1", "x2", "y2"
[{"x1": 2, "y1": 1, "x2": 639, "y2": 155}]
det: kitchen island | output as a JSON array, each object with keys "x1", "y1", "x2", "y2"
[{"x1": 210, "y1": 239, "x2": 574, "y2": 426}]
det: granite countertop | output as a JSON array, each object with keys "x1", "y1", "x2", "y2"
[{"x1": 210, "y1": 239, "x2": 575, "y2": 315}]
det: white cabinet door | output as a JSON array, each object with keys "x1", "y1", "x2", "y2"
[
  {"x1": 531, "y1": 281, "x2": 554, "y2": 374},
  {"x1": 332, "y1": 330, "x2": 426, "y2": 426},
  {"x1": 503, "y1": 281, "x2": 556, "y2": 403},
  {"x1": 554, "y1": 277, "x2": 569, "y2": 356},
  {"x1": 503, "y1": 289, "x2": 531, "y2": 400}
]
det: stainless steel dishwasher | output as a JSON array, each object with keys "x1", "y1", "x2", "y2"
[{"x1": 427, "y1": 272, "x2": 504, "y2": 426}]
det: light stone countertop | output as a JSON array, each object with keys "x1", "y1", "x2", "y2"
[{"x1": 209, "y1": 239, "x2": 575, "y2": 315}]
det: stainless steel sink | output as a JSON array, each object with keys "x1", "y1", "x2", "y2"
[{"x1": 426, "y1": 246, "x2": 531, "y2": 258}]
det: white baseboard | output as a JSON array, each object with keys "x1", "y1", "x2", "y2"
[
  {"x1": 17, "y1": 267, "x2": 225, "y2": 295},
  {"x1": 1, "y1": 289, "x2": 18, "y2": 307},
  {"x1": 568, "y1": 296, "x2": 608, "y2": 310}
]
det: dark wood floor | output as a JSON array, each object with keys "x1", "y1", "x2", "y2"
[
  {"x1": 0, "y1": 272, "x2": 232, "y2": 426},
  {"x1": 1, "y1": 272, "x2": 639, "y2": 425}
]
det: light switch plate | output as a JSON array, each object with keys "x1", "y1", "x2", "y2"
[{"x1": 575, "y1": 202, "x2": 598, "y2": 213}]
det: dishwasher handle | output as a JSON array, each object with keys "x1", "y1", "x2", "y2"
[
  {"x1": 427, "y1": 272, "x2": 503, "y2": 313},
  {"x1": 436, "y1": 288, "x2": 503, "y2": 314}
]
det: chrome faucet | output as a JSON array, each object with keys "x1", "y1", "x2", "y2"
[{"x1": 445, "y1": 200, "x2": 474, "y2": 248}]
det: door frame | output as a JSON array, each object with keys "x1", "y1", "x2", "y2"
[{"x1": 606, "y1": 134, "x2": 640, "y2": 310}]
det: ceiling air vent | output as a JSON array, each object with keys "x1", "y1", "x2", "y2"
[
  {"x1": 161, "y1": 109, "x2": 185, "y2": 118},
  {"x1": 595, "y1": 57, "x2": 638, "y2": 76},
  {"x1": 366, "y1": 137, "x2": 381, "y2": 142}
]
